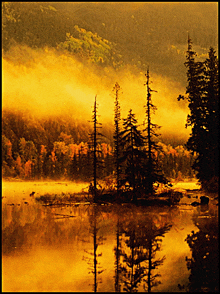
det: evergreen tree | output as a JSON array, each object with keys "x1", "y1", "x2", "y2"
[
  {"x1": 120, "y1": 109, "x2": 146, "y2": 201},
  {"x1": 88, "y1": 96, "x2": 104, "y2": 201},
  {"x1": 178, "y1": 36, "x2": 219, "y2": 191},
  {"x1": 113, "y1": 82, "x2": 123, "y2": 194},
  {"x1": 143, "y1": 69, "x2": 169, "y2": 194},
  {"x1": 202, "y1": 47, "x2": 219, "y2": 189}
]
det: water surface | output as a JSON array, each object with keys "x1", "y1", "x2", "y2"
[{"x1": 2, "y1": 181, "x2": 218, "y2": 292}]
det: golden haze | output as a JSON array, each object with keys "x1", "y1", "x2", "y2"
[{"x1": 2, "y1": 45, "x2": 190, "y2": 140}]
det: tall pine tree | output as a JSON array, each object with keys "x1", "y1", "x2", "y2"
[
  {"x1": 120, "y1": 109, "x2": 146, "y2": 202},
  {"x1": 88, "y1": 95, "x2": 104, "y2": 201},
  {"x1": 113, "y1": 82, "x2": 123, "y2": 195},
  {"x1": 143, "y1": 68, "x2": 168, "y2": 195},
  {"x1": 202, "y1": 47, "x2": 219, "y2": 190},
  {"x1": 178, "y1": 36, "x2": 219, "y2": 191}
]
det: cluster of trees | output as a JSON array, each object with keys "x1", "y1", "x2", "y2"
[
  {"x1": 57, "y1": 25, "x2": 123, "y2": 69},
  {"x1": 178, "y1": 37, "x2": 219, "y2": 191},
  {"x1": 2, "y1": 68, "x2": 196, "y2": 192},
  {"x1": 79, "y1": 74, "x2": 196, "y2": 200},
  {"x1": 2, "y1": 2, "x2": 123, "y2": 70},
  {"x1": 2, "y1": 131, "x2": 195, "y2": 182},
  {"x1": 107, "y1": 74, "x2": 169, "y2": 199},
  {"x1": 2, "y1": 112, "x2": 195, "y2": 183}
]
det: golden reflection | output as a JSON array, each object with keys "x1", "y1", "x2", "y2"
[{"x1": 2, "y1": 182, "x2": 218, "y2": 292}]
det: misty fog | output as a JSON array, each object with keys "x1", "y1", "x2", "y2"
[
  {"x1": 3, "y1": 2, "x2": 218, "y2": 143},
  {"x1": 3, "y1": 45, "x2": 190, "y2": 141}
]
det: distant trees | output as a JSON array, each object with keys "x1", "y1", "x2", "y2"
[
  {"x1": 2, "y1": 2, "x2": 217, "y2": 82},
  {"x1": 178, "y1": 36, "x2": 219, "y2": 191},
  {"x1": 2, "y1": 2, "x2": 60, "y2": 51},
  {"x1": 57, "y1": 26, "x2": 123, "y2": 69},
  {"x1": 2, "y1": 109, "x2": 195, "y2": 182},
  {"x1": 19, "y1": 138, "x2": 38, "y2": 179}
]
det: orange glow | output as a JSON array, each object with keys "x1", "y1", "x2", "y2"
[{"x1": 2, "y1": 45, "x2": 190, "y2": 140}]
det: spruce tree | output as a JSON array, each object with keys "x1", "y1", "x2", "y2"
[
  {"x1": 143, "y1": 68, "x2": 168, "y2": 195},
  {"x1": 202, "y1": 47, "x2": 219, "y2": 189},
  {"x1": 178, "y1": 36, "x2": 219, "y2": 191},
  {"x1": 120, "y1": 109, "x2": 146, "y2": 201},
  {"x1": 113, "y1": 82, "x2": 123, "y2": 194},
  {"x1": 88, "y1": 96, "x2": 104, "y2": 201}
]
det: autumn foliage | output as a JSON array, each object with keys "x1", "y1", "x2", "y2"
[{"x1": 2, "y1": 112, "x2": 195, "y2": 181}]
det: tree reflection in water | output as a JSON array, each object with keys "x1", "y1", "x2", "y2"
[
  {"x1": 4, "y1": 198, "x2": 218, "y2": 292},
  {"x1": 114, "y1": 215, "x2": 122, "y2": 292},
  {"x1": 114, "y1": 207, "x2": 172, "y2": 292},
  {"x1": 83, "y1": 205, "x2": 105, "y2": 292},
  {"x1": 185, "y1": 206, "x2": 219, "y2": 292}
]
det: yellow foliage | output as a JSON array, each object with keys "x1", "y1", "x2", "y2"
[{"x1": 24, "y1": 160, "x2": 32, "y2": 179}]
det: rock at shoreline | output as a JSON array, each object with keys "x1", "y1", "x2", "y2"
[
  {"x1": 200, "y1": 196, "x2": 209, "y2": 205},
  {"x1": 191, "y1": 196, "x2": 209, "y2": 206},
  {"x1": 191, "y1": 201, "x2": 200, "y2": 206}
]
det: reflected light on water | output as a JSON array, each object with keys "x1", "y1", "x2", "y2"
[
  {"x1": 2, "y1": 181, "x2": 218, "y2": 292},
  {"x1": 3, "y1": 247, "x2": 93, "y2": 292}
]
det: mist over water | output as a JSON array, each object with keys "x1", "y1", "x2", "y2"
[{"x1": 2, "y1": 45, "x2": 190, "y2": 140}]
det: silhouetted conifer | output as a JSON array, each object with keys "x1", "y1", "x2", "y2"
[
  {"x1": 88, "y1": 96, "x2": 104, "y2": 201},
  {"x1": 202, "y1": 47, "x2": 219, "y2": 189},
  {"x1": 113, "y1": 82, "x2": 123, "y2": 195},
  {"x1": 143, "y1": 68, "x2": 169, "y2": 194},
  {"x1": 120, "y1": 109, "x2": 146, "y2": 201},
  {"x1": 178, "y1": 36, "x2": 219, "y2": 191}
]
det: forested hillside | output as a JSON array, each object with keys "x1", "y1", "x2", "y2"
[{"x1": 2, "y1": 2, "x2": 218, "y2": 83}]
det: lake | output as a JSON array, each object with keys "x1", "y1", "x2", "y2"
[{"x1": 2, "y1": 181, "x2": 219, "y2": 292}]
